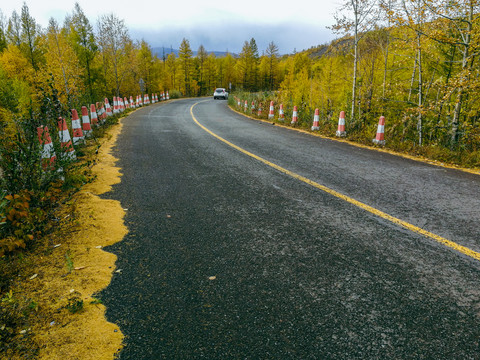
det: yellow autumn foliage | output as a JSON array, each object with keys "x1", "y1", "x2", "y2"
[{"x1": 0, "y1": 45, "x2": 35, "y2": 84}]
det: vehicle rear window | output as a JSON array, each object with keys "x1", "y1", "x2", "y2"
[{"x1": 215, "y1": 89, "x2": 224, "y2": 92}]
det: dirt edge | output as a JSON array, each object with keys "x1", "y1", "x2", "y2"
[{"x1": 26, "y1": 118, "x2": 127, "y2": 360}]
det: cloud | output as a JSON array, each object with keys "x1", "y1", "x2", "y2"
[
  {"x1": 3, "y1": 0, "x2": 338, "y2": 54},
  {"x1": 130, "y1": 21, "x2": 336, "y2": 55}
]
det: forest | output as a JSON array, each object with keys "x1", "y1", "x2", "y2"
[
  {"x1": 233, "y1": 0, "x2": 480, "y2": 167},
  {"x1": 2, "y1": 1, "x2": 480, "y2": 168}
]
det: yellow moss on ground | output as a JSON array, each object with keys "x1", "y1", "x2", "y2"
[{"x1": 14, "y1": 119, "x2": 127, "y2": 360}]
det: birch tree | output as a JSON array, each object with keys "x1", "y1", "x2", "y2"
[
  {"x1": 44, "y1": 18, "x2": 82, "y2": 106},
  {"x1": 332, "y1": 0, "x2": 378, "y2": 125},
  {"x1": 137, "y1": 40, "x2": 154, "y2": 94},
  {"x1": 401, "y1": 0, "x2": 428, "y2": 145},
  {"x1": 68, "y1": 2, "x2": 97, "y2": 103},
  {"x1": 165, "y1": 52, "x2": 177, "y2": 91},
  {"x1": 97, "y1": 13, "x2": 129, "y2": 96},
  {"x1": 426, "y1": 0, "x2": 480, "y2": 145}
]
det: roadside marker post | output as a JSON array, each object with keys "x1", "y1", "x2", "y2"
[
  {"x1": 268, "y1": 101, "x2": 274, "y2": 119},
  {"x1": 37, "y1": 126, "x2": 56, "y2": 170},
  {"x1": 105, "y1": 98, "x2": 113, "y2": 116},
  {"x1": 278, "y1": 104, "x2": 285, "y2": 122},
  {"x1": 71, "y1": 109, "x2": 85, "y2": 145},
  {"x1": 291, "y1": 106, "x2": 298, "y2": 125},
  {"x1": 336, "y1": 111, "x2": 346, "y2": 137},
  {"x1": 58, "y1": 117, "x2": 76, "y2": 160},
  {"x1": 373, "y1": 116, "x2": 386, "y2": 145},
  {"x1": 311, "y1": 108, "x2": 320, "y2": 131},
  {"x1": 90, "y1": 104, "x2": 98, "y2": 126}
]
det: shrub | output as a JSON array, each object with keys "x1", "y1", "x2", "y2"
[{"x1": 168, "y1": 90, "x2": 182, "y2": 99}]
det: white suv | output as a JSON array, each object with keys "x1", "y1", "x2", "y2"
[{"x1": 213, "y1": 88, "x2": 228, "y2": 100}]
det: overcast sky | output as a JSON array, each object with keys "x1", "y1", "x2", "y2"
[{"x1": 2, "y1": 0, "x2": 342, "y2": 54}]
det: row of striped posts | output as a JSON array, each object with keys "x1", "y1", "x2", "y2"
[
  {"x1": 37, "y1": 91, "x2": 170, "y2": 170},
  {"x1": 233, "y1": 97, "x2": 385, "y2": 145}
]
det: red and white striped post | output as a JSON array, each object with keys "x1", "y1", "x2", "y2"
[
  {"x1": 268, "y1": 101, "x2": 274, "y2": 119},
  {"x1": 97, "y1": 102, "x2": 106, "y2": 122},
  {"x1": 311, "y1": 108, "x2": 320, "y2": 130},
  {"x1": 104, "y1": 98, "x2": 112, "y2": 117},
  {"x1": 166, "y1": 91, "x2": 169, "y2": 100},
  {"x1": 81, "y1": 106, "x2": 91, "y2": 137},
  {"x1": 251, "y1": 101, "x2": 255, "y2": 113},
  {"x1": 90, "y1": 104, "x2": 98, "y2": 126},
  {"x1": 336, "y1": 111, "x2": 346, "y2": 137},
  {"x1": 291, "y1": 106, "x2": 298, "y2": 125},
  {"x1": 257, "y1": 105, "x2": 262, "y2": 117},
  {"x1": 373, "y1": 116, "x2": 386, "y2": 145},
  {"x1": 71, "y1": 109, "x2": 85, "y2": 145},
  {"x1": 244, "y1": 100, "x2": 248, "y2": 112},
  {"x1": 58, "y1": 117, "x2": 76, "y2": 160},
  {"x1": 37, "y1": 126, "x2": 56, "y2": 170},
  {"x1": 113, "y1": 96, "x2": 119, "y2": 114},
  {"x1": 278, "y1": 104, "x2": 285, "y2": 122}
]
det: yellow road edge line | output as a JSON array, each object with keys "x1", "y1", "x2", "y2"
[
  {"x1": 228, "y1": 105, "x2": 480, "y2": 177},
  {"x1": 190, "y1": 102, "x2": 480, "y2": 262}
]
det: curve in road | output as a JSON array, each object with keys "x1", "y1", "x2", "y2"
[{"x1": 190, "y1": 101, "x2": 480, "y2": 262}]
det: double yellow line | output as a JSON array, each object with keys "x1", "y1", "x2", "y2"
[{"x1": 190, "y1": 102, "x2": 480, "y2": 262}]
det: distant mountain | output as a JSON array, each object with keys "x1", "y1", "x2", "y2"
[
  {"x1": 152, "y1": 47, "x2": 237, "y2": 59},
  {"x1": 152, "y1": 47, "x2": 179, "y2": 58}
]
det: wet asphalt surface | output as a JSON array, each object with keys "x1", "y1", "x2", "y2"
[{"x1": 100, "y1": 98, "x2": 480, "y2": 359}]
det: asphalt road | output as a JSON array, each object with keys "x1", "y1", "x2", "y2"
[{"x1": 101, "y1": 98, "x2": 480, "y2": 359}]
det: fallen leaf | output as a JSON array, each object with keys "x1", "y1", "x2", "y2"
[
  {"x1": 53, "y1": 244, "x2": 61, "y2": 248},
  {"x1": 95, "y1": 245, "x2": 102, "y2": 249},
  {"x1": 29, "y1": 274, "x2": 38, "y2": 280},
  {"x1": 208, "y1": 276, "x2": 216, "y2": 281},
  {"x1": 74, "y1": 266, "x2": 87, "y2": 270}
]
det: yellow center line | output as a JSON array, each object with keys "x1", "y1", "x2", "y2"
[{"x1": 190, "y1": 102, "x2": 480, "y2": 262}]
